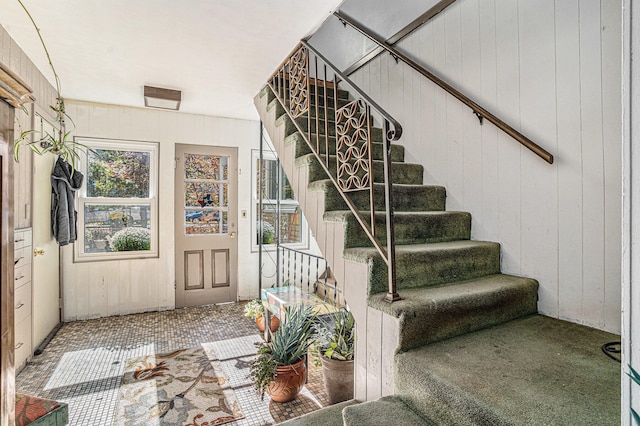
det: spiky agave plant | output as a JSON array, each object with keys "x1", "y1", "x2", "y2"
[{"x1": 249, "y1": 305, "x2": 315, "y2": 399}]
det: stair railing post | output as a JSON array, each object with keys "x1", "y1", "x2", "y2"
[
  {"x1": 259, "y1": 122, "x2": 264, "y2": 294},
  {"x1": 382, "y1": 119, "x2": 401, "y2": 303}
]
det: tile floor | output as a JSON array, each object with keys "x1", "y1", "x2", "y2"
[{"x1": 16, "y1": 303, "x2": 330, "y2": 425}]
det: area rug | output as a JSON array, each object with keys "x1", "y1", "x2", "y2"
[{"x1": 115, "y1": 347, "x2": 244, "y2": 426}]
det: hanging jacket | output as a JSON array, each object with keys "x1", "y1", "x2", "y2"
[{"x1": 51, "y1": 156, "x2": 84, "y2": 246}]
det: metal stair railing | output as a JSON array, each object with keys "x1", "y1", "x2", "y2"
[
  {"x1": 268, "y1": 40, "x2": 402, "y2": 303},
  {"x1": 334, "y1": 10, "x2": 554, "y2": 165}
]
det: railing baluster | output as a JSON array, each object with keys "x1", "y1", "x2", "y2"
[
  {"x1": 314, "y1": 56, "x2": 319, "y2": 152},
  {"x1": 323, "y1": 64, "x2": 329, "y2": 169}
]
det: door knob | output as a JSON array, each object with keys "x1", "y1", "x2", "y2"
[
  {"x1": 230, "y1": 232, "x2": 236, "y2": 239},
  {"x1": 34, "y1": 248, "x2": 45, "y2": 256}
]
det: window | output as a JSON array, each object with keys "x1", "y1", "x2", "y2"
[
  {"x1": 75, "y1": 138, "x2": 159, "y2": 261},
  {"x1": 252, "y1": 150, "x2": 307, "y2": 250}
]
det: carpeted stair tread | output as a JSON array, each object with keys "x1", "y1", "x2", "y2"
[
  {"x1": 344, "y1": 240, "x2": 501, "y2": 294},
  {"x1": 395, "y1": 315, "x2": 621, "y2": 426},
  {"x1": 368, "y1": 274, "x2": 538, "y2": 350},
  {"x1": 279, "y1": 400, "x2": 358, "y2": 426},
  {"x1": 296, "y1": 153, "x2": 424, "y2": 185},
  {"x1": 324, "y1": 210, "x2": 471, "y2": 248},
  {"x1": 342, "y1": 395, "x2": 435, "y2": 425},
  {"x1": 308, "y1": 180, "x2": 447, "y2": 212},
  {"x1": 285, "y1": 132, "x2": 405, "y2": 162}
]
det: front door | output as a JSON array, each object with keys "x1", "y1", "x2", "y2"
[{"x1": 174, "y1": 144, "x2": 238, "y2": 308}]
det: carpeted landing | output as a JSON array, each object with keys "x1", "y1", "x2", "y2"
[{"x1": 283, "y1": 315, "x2": 620, "y2": 426}]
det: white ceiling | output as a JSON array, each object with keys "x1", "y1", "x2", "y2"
[{"x1": 0, "y1": 0, "x2": 343, "y2": 121}]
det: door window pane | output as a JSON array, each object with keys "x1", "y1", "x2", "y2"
[
  {"x1": 185, "y1": 154, "x2": 228, "y2": 180},
  {"x1": 185, "y1": 209, "x2": 224, "y2": 235},
  {"x1": 185, "y1": 182, "x2": 221, "y2": 207}
]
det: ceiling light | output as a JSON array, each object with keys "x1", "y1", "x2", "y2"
[{"x1": 143, "y1": 85, "x2": 181, "y2": 110}]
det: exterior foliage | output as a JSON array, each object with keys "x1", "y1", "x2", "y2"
[
  {"x1": 244, "y1": 299, "x2": 264, "y2": 320},
  {"x1": 109, "y1": 227, "x2": 151, "y2": 252}
]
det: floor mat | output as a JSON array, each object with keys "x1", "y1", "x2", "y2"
[{"x1": 115, "y1": 346, "x2": 244, "y2": 425}]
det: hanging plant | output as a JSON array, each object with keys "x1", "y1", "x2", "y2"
[{"x1": 12, "y1": 0, "x2": 90, "y2": 169}]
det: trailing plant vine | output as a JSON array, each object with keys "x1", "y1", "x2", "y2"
[
  {"x1": 13, "y1": 0, "x2": 90, "y2": 168},
  {"x1": 629, "y1": 365, "x2": 640, "y2": 423}
]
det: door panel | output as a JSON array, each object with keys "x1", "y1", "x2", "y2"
[{"x1": 175, "y1": 144, "x2": 238, "y2": 308}]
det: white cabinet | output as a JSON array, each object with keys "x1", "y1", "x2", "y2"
[{"x1": 14, "y1": 228, "x2": 32, "y2": 373}]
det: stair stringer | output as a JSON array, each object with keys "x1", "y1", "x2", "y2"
[{"x1": 255, "y1": 87, "x2": 402, "y2": 402}]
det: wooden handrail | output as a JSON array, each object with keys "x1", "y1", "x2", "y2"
[{"x1": 334, "y1": 11, "x2": 554, "y2": 165}]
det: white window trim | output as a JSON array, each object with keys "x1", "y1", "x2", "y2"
[
  {"x1": 74, "y1": 137, "x2": 159, "y2": 262},
  {"x1": 251, "y1": 149, "x2": 308, "y2": 252}
]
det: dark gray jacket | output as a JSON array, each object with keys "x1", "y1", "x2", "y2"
[{"x1": 51, "y1": 157, "x2": 84, "y2": 246}]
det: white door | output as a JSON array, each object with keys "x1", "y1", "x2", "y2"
[
  {"x1": 32, "y1": 113, "x2": 60, "y2": 347},
  {"x1": 174, "y1": 144, "x2": 238, "y2": 308}
]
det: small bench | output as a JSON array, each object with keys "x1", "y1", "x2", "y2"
[{"x1": 15, "y1": 393, "x2": 68, "y2": 426}]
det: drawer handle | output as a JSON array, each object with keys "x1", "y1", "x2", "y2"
[
  {"x1": 15, "y1": 275, "x2": 24, "y2": 281},
  {"x1": 14, "y1": 342, "x2": 23, "y2": 350},
  {"x1": 15, "y1": 303, "x2": 24, "y2": 309},
  {"x1": 14, "y1": 238, "x2": 24, "y2": 243},
  {"x1": 14, "y1": 257, "x2": 23, "y2": 265}
]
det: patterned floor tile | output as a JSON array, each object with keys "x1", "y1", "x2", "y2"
[{"x1": 16, "y1": 303, "x2": 331, "y2": 425}]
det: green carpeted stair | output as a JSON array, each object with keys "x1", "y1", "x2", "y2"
[{"x1": 257, "y1": 83, "x2": 619, "y2": 425}]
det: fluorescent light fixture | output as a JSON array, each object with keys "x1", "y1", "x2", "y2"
[{"x1": 143, "y1": 85, "x2": 181, "y2": 110}]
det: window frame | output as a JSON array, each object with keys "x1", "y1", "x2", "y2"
[
  {"x1": 74, "y1": 137, "x2": 159, "y2": 262},
  {"x1": 251, "y1": 149, "x2": 308, "y2": 252}
]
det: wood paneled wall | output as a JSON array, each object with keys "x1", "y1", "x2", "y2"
[
  {"x1": 0, "y1": 25, "x2": 58, "y2": 231},
  {"x1": 348, "y1": 0, "x2": 622, "y2": 333},
  {"x1": 61, "y1": 100, "x2": 260, "y2": 321}
]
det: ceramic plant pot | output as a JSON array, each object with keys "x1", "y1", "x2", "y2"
[
  {"x1": 320, "y1": 355, "x2": 354, "y2": 404},
  {"x1": 256, "y1": 314, "x2": 280, "y2": 333},
  {"x1": 267, "y1": 356, "x2": 307, "y2": 403}
]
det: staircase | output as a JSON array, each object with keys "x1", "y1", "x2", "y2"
[{"x1": 255, "y1": 52, "x2": 619, "y2": 425}]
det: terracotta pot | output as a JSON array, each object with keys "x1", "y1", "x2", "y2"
[
  {"x1": 320, "y1": 355, "x2": 354, "y2": 404},
  {"x1": 256, "y1": 314, "x2": 280, "y2": 333},
  {"x1": 267, "y1": 356, "x2": 307, "y2": 403}
]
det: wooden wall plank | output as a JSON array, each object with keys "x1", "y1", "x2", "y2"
[
  {"x1": 478, "y1": 0, "x2": 499, "y2": 242},
  {"x1": 601, "y1": 0, "x2": 623, "y2": 332},
  {"x1": 518, "y1": 0, "x2": 559, "y2": 317},
  {"x1": 494, "y1": 0, "x2": 522, "y2": 276},
  {"x1": 555, "y1": 0, "x2": 584, "y2": 323},
  {"x1": 579, "y1": 1, "x2": 606, "y2": 328}
]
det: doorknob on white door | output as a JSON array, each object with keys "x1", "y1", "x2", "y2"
[
  {"x1": 34, "y1": 248, "x2": 45, "y2": 256},
  {"x1": 230, "y1": 232, "x2": 236, "y2": 239}
]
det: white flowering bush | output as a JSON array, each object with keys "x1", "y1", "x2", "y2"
[
  {"x1": 257, "y1": 221, "x2": 276, "y2": 244},
  {"x1": 109, "y1": 227, "x2": 151, "y2": 251}
]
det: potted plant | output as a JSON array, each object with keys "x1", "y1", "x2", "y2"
[
  {"x1": 312, "y1": 309, "x2": 355, "y2": 404},
  {"x1": 249, "y1": 305, "x2": 315, "y2": 402},
  {"x1": 244, "y1": 299, "x2": 279, "y2": 333}
]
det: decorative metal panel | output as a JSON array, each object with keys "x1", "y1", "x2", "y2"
[
  {"x1": 335, "y1": 99, "x2": 372, "y2": 192},
  {"x1": 288, "y1": 46, "x2": 309, "y2": 118}
]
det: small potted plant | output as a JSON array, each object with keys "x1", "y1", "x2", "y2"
[
  {"x1": 249, "y1": 305, "x2": 315, "y2": 402},
  {"x1": 312, "y1": 309, "x2": 355, "y2": 404},
  {"x1": 244, "y1": 299, "x2": 279, "y2": 333}
]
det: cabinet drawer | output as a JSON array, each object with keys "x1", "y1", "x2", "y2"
[
  {"x1": 14, "y1": 264, "x2": 31, "y2": 289},
  {"x1": 14, "y1": 246, "x2": 31, "y2": 270},
  {"x1": 14, "y1": 229, "x2": 32, "y2": 250},
  {"x1": 14, "y1": 315, "x2": 32, "y2": 372},
  {"x1": 14, "y1": 282, "x2": 31, "y2": 325}
]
